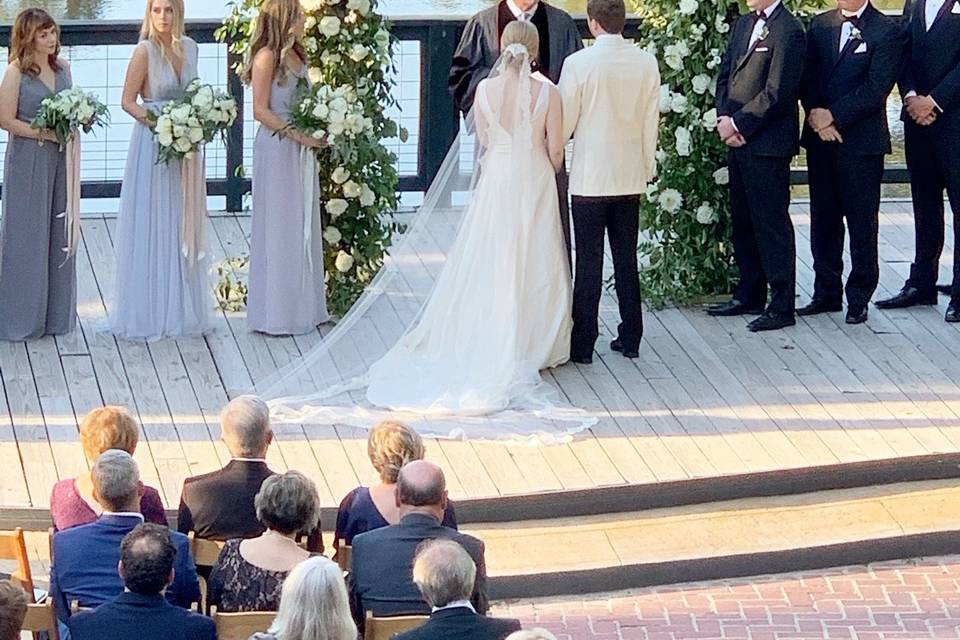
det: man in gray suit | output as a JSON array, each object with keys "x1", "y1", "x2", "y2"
[{"x1": 349, "y1": 461, "x2": 488, "y2": 633}]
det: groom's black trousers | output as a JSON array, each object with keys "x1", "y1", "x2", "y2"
[{"x1": 571, "y1": 195, "x2": 643, "y2": 359}]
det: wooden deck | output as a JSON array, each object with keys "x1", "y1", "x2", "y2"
[{"x1": 3, "y1": 201, "x2": 960, "y2": 513}]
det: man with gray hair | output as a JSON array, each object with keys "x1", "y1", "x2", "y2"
[
  {"x1": 50, "y1": 450, "x2": 200, "y2": 625},
  {"x1": 350, "y1": 461, "x2": 489, "y2": 632},
  {"x1": 395, "y1": 539, "x2": 521, "y2": 640},
  {"x1": 176, "y1": 395, "x2": 321, "y2": 550}
]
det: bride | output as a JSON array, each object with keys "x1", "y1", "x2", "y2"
[{"x1": 260, "y1": 22, "x2": 594, "y2": 442}]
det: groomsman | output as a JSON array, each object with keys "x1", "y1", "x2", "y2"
[
  {"x1": 876, "y1": 0, "x2": 960, "y2": 321},
  {"x1": 558, "y1": 0, "x2": 660, "y2": 363},
  {"x1": 709, "y1": 0, "x2": 806, "y2": 331},
  {"x1": 798, "y1": 0, "x2": 903, "y2": 324}
]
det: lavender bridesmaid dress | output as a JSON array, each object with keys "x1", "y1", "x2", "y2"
[{"x1": 247, "y1": 65, "x2": 328, "y2": 335}]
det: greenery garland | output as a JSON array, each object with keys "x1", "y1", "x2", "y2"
[
  {"x1": 632, "y1": 0, "x2": 818, "y2": 306},
  {"x1": 216, "y1": 0, "x2": 405, "y2": 317}
]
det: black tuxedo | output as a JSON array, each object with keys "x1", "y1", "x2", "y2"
[
  {"x1": 716, "y1": 3, "x2": 806, "y2": 315},
  {"x1": 68, "y1": 592, "x2": 216, "y2": 640},
  {"x1": 800, "y1": 4, "x2": 903, "y2": 309},
  {"x1": 176, "y1": 459, "x2": 323, "y2": 552},
  {"x1": 899, "y1": 0, "x2": 960, "y2": 297},
  {"x1": 349, "y1": 513, "x2": 488, "y2": 632},
  {"x1": 393, "y1": 607, "x2": 521, "y2": 640}
]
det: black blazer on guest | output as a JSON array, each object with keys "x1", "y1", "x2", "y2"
[
  {"x1": 349, "y1": 513, "x2": 488, "y2": 624},
  {"x1": 177, "y1": 459, "x2": 274, "y2": 541},
  {"x1": 801, "y1": 4, "x2": 904, "y2": 155},
  {"x1": 394, "y1": 607, "x2": 522, "y2": 640},
  {"x1": 899, "y1": 0, "x2": 960, "y2": 130},
  {"x1": 716, "y1": 2, "x2": 806, "y2": 156},
  {"x1": 68, "y1": 592, "x2": 216, "y2": 640}
]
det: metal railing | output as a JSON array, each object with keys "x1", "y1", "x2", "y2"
[{"x1": 0, "y1": 15, "x2": 910, "y2": 211}]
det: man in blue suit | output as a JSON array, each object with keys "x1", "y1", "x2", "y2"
[
  {"x1": 50, "y1": 450, "x2": 200, "y2": 624},
  {"x1": 69, "y1": 523, "x2": 215, "y2": 640}
]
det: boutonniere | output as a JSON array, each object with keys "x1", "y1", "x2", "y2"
[
  {"x1": 758, "y1": 25, "x2": 769, "y2": 41},
  {"x1": 850, "y1": 26, "x2": 862, "y2": 41}
]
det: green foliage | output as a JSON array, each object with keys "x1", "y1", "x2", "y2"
[
  {"x1": 632, "y1": 0, "x2": 820, "y2": 307},
  {"x1": 216, "y1": 0, "x2": 403, "y2": 317}
]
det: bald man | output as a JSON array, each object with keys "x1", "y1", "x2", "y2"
[{"x1": 348, "y1": 461, "x2": 488, "y2": 633}]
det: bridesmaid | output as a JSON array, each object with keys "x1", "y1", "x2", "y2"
[
  {"x1": 0, "y1": 9, "x2": 76, "y2": 341},
  {"x1": 109, "y1": 0, "x2": 210, "y2": 339},
  {"x1": 245, "y1": 0, "x2": 328, "y2": 335}
]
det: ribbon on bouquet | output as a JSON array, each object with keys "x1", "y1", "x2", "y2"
[
  {"x1": 56, "y1": 138, "x2": 82, "y2": 265},
  {"x1": 300, "y1": 146, "x2": 321, "y2": 274},
  {"x1": 180, "y1": 150, "x2": 209, "y2": 270}
]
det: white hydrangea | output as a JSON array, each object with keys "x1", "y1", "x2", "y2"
[
  {"x1": 715, "y1": 13, "x2": 730, "y2": 34},
  {"x1": 713, "y1": 167, "x2": 730, "y2": 185},
  {"x1": 691, "y1": 74, "x2": 711, "y2": 95},
  {"x1": 326, "y1": 198, "x2": 349, "y2": 218},
  {"x1": 658, "y1": 189, "x2": 683, "y2": 213},
  {"x1": 679, "y1": 0, "x2": 698, "y2": 15},
  {"x1": 323, "y1": 226, "x2": 342, "y2": 244},
  {"x1": 335, "y1": 250, "x2": 355, "y2": 272},
  {"x1": 675, "y1": 126, "x2": 691, "y2": 157},
  {"x1": 696, "y1": 203, "x2": 717, "y2": 225}
]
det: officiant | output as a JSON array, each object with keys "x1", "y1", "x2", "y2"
[{"x1": 449, "y1": 0, "x2": 583, "y2": 262}]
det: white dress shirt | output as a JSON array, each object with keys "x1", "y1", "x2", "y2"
[
  {"x1": 748, "y1": 0, "x2": 782, "y2": 48},
  {"x1": 926, "y1": 0, "x2": 948, "y2": 30},
  {"x1": 839, "y1": 0, "x2": 869, "y2": 52},
  {"x1": 102, "y1": 511, "x2": 145, "y2": 521},
  {"x1": 432, "y1": 600, "x2": 476, "y2": 614},
  {"x1": 507, "y1": 0, "x2": 538, "y2": 21}
]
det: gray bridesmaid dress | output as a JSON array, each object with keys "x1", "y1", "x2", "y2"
[{"x1": 0, "y1": 65, "x2": 77, "y2": 341}]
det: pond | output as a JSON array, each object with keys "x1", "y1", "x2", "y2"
[{"x1": 0, "y1": 0, "x2": 907, "y2": 21}]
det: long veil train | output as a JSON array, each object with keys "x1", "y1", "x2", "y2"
[{"x1": 256, "y1": 47, "x2": 597, "y2": 444}]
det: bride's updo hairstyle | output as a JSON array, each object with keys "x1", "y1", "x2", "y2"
[{"x1": 500, "y1": 21, "x2": 539, "y2": 69}]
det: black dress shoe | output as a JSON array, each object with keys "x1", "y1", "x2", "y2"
[
  {"x1": 610, "y1": 339, "x2": 639, "y2": 359},
  {"x1": 846, "y1": 306, "x2": 868, "y2": 325},
  {"x1": 747, "y1": 312, "x2": 796, "y2": 332},
  {"x1": 937, "y1": 284, "x2": 952, "y2": 295},
  {"x1": 875, "y1": 286, "x2": 938, "y2": 309},
  {"x1": 797, "y1": 299, "x2": 843, "y2": 316},
  {"x1": 570, "y1": 354, "x2": 593, "y2": 364},
  {"x1": 946, "y1": 301, "x2": 960, "y2": 323},
  {"x1": 707, "y1": 299, "x2": 765, "y2": 317}
]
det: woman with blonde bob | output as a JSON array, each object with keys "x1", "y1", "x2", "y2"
[
  {"x1": 0, "y1": 8, "x2": 77, "y2": 341},
  {"x1": 245, "y1": 0, "x2": 328, "y2": 336},
  {"x1": 333, "y1": 421, "x2": 457, "y2": 552},
  {"x1": 251, "y1": 556, "x2": 357, "y2": 640},
  {"x1": 109, "y1": 0, "x2": 211, "y2": 340}
]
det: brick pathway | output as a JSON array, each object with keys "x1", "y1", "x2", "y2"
[{"x1": 491, "y1": 556, "x2": 960, "y2": 639}]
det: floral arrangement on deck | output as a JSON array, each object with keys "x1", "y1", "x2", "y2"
[
  {"x1": 217, "y1": 0, "x2": 404, "y2": 316},
  {"x1": 150, "y1": 80, "x2": 237, "y2": 163},
  {"x1": 632, "y1": 0, "x2": 819, "y2": 306},
  {"x1": 31, "y1": 87, "x2": 109, "y2": 148}
]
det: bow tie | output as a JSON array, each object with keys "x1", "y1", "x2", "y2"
[
  {"x1": 842, "y1": 14, "x2": 861, "y2": 27},
  {"x1": 752, "y1": 11, "x2": 767, "y2": 25}
]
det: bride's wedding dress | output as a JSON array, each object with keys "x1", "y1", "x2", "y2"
[{"x1": 259, "y1": 47, "x2": 595, "y2": 442}]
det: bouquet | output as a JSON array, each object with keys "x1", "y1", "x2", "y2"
[
  {"x1": 152, "y1": 79, "x2": 237, "y2": 163},
  {"x1": 288, "y1": 82, "x2": 373, "y2": 149},
  {"x1": 31, "y1": 87, "x2": 109, "y2": 148}
]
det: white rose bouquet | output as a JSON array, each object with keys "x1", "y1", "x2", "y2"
[
  {"x1": 31, "y1": 87, "x2": 109, "y2": 148},
  {"x1": 151, "y1": 79, "x2": 238, "y2": 164},
  {"x1": 288, "y1": 81, "x2": 373, "y2": 150}
]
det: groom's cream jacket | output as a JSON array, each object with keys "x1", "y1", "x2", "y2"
[{"x1": 558, "y1": 33, "x2": 661, "y2": 197}]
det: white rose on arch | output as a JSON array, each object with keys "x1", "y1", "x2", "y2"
[
  {"x1": 319, "y1": 15, "x2": 341, "y2": 37},
  {"x1": 359, "y1": 184, "x2": 376, "y2": 207},
  {"x1": 335, "y1": 251, "x2": 355, "y2": 272},
  {"x1": 346, "y1": 0, "x2": 371, "y2": 15},
  {"x1": 343, "y1": 180, "x2": 363, "y2": 198},
  {"x1": 674, "y1": 126, "x2": 692, "y2": 157},
  {"x1": 670, "y1": 93, "x2": 688, "y2": 114},
  {"x1": 323, "y1": 226, "x2": 343, "y2": 245},
  {"x1": 696, "y1": 203, "x2": 717, "y2": 225},
  {"x1": 659, "y1": 84, "x2": 673, "y2": 114},
  {"x1": 701, "y1": 108, "x2": 718, "y2": 131},
  {"x1": 300, "y1": 0, "x2": 322, "y2": 10},
  {"x1": 691, "y1": 74, "x2": 711, "y2": 95},
  {"x1": 331, "y1": 167, "x2": 351, "y2": 184},
  {"x1": 307, "y1": 67, "x2": 323, "y2": 85},
  {"x1": 349, "y1": 44, "x2": 370, "y2": 62},
  {"x1": 679, "y1": 0, "x2": 698, "y2": 15},
  {"x1": 713, "y1": 167, "x2": 730, "y2": 185},
  {"x1": 326, "y1": 198, "x2": 349, "y2": 218}
]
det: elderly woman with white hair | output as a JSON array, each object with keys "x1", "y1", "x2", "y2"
[
  {"x1": 209, "y1": 470, "x2": 321, "y2": 612},
  {"x1": 249, "y1": 556, "x2": 356, "y2": 640}
]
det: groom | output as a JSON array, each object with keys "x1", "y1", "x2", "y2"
[{"x1": 558, "y1": 0, "x2": 660, "y2": 363}]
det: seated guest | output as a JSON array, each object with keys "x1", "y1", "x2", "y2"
[
  {"x1": 350, "y1": 461, "x2": 487, "y2": 630},
  {"x1": 395, "y1": 539, "x2": 520, "y2": 640},
  {"x1": 177, "y1": 395, "x2": 322, "y2": 552},
  {"x1": 0, "y1": 580, "x2": 28, "y2": 640},
  {"x1": 251, "y1": 556, "x2": 356, "y2": 640},
  {"x1": 334, "y1": 421, "x2": 456, "y2": 551},
  {"x1": 50, "y1": 450, "x2": 200, "y2": 622},
  {"x1": 69, "y1": 524, "x2": 216, "y2": 640},
  {"x1": 50, "y1": 406, "x2": 166, "y2": 531},
  {"x1": 506, "y1": 631, "x2": 558, "y2": 640},
  {"x1": 208, "y1": 470, "x2": 320, "y2": 612}
]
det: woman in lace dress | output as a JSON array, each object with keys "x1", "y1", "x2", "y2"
[
  {"x1": 0, "y1": 9, "x2": 76, "y2": 340},
  {"x1": 245, "y1": 0, "x2": 327, "y2": 335},
  {"x1": 108, "y1": 0, "x2": 210, "y2": 339},
  {"x1": 209, "y1": 471, "x2": 320, "y2": 612}
]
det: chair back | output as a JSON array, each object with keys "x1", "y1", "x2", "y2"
[
  {"x1": 0, "y1": 528, "x2": 34, "y2": 600},
  {"x1": 213, "y1": 611, "x2": 277, "y2": 640},
  {"x1": 336, "y1": 545, "x2": 352, "y2": 573},
  {"x1": 188, "y1": 532, "x2": 226, "y2": 614},
  {"x1": 364, "y1": 612, "x2": 429, "y2": 640},
  {"x1": 22, "y1": 600, "x2": 60, "y2": 640}
]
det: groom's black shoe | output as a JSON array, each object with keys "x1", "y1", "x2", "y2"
[
  {"x1": 747, "y1": 312, "x2": 795, "y2": 332},
  {"x1": 610, "y1": 339, "x2": 639, "y2": 359},
  {"x1": 875, "y1": 286, "x2": 937, "y2": 309},
  {"x1": 570, "y1": 353, "x2": 593, "y2": 365},
  {"x1": 707, "y1": 299, "x2": 765, "y2": 317},
  {"x1": 796, "y1": 299, "x2": 842, "y2": 316}
]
